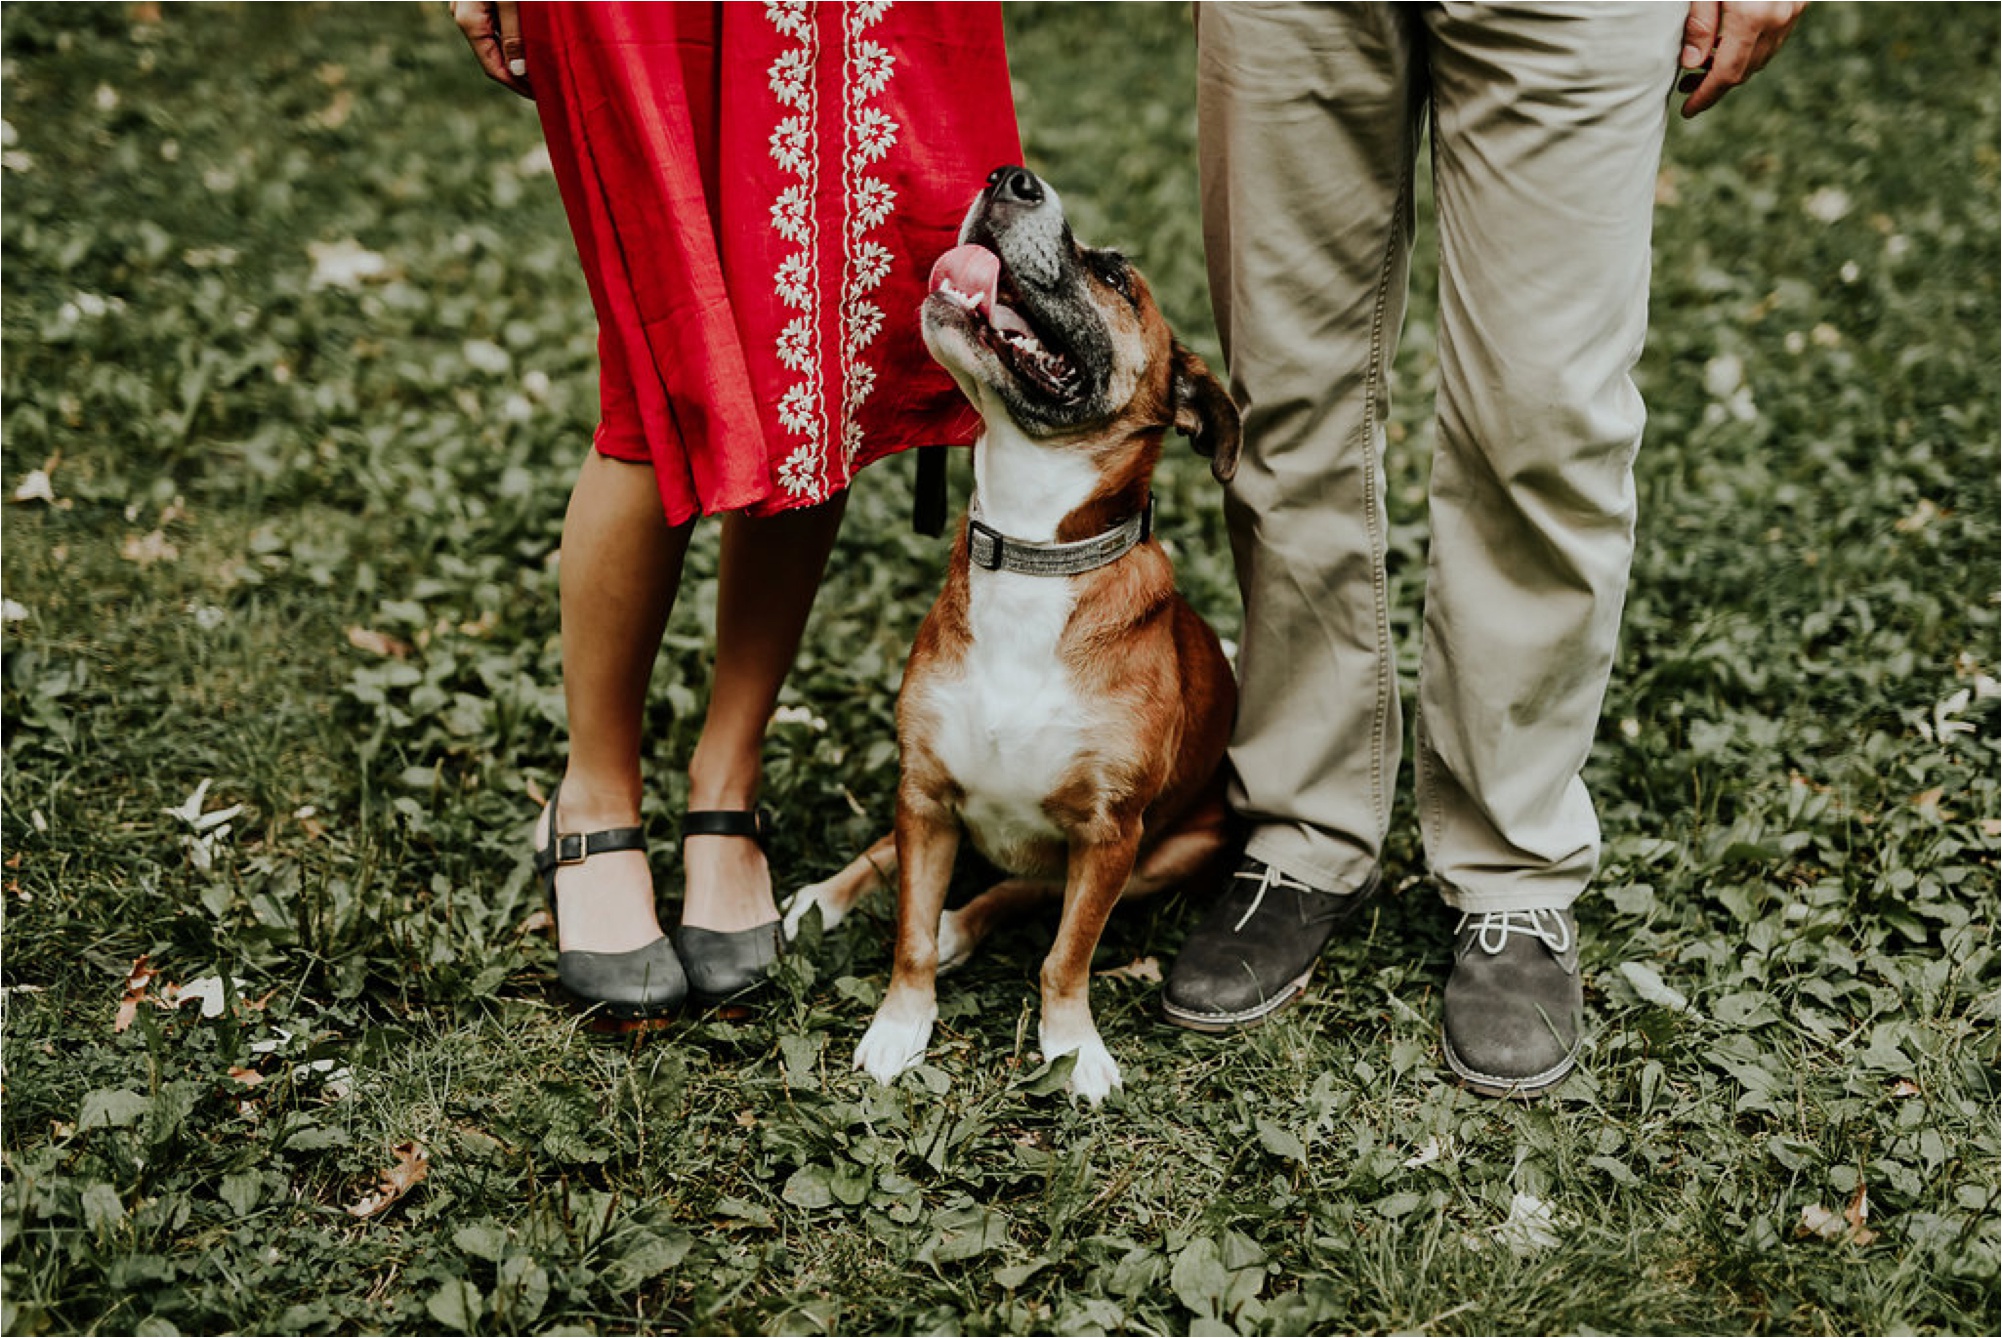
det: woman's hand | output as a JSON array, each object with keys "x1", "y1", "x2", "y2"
[
  {"x1": 1678, "y1": 1, "x2": 1807, "y2": 118},
  {"x1": 452, "y1": 1, "x2": 532, "y2": 99}
]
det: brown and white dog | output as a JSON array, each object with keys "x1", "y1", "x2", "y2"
[{"x1": 782, "y1": 167, "x2": 1241, "y2": 1103}]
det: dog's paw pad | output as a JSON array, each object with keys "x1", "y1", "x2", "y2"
[
  {"x1": 1042, "y1": 1025, "x2": 1122, "y2": 1106},
  {"x1": 781, "y1": 882, "x2": 844, "y2": 942},
  {"x1": 854, "y1": 1009, "x2": 934, "y2": 1086}
]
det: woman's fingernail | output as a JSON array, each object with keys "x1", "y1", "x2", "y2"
[
  {"x1": 1680, "y1": 44, "x2": 1703, "y2": 68},
  {"x1": 508, "y1": 58, "x2": 528, "y2": 77}
]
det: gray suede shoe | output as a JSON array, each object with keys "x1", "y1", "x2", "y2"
[
  {"x1": 674, "y1": 808, "x2": 785, "y2": 1002},
  {"x1": 534, "y1": 790, "x2": 687, "y2": 1020},
  {"x1": 1162, "y1": 857, "x2": 1380, "y2": 1032},
  {"x1": 1441, "y1": 907, "x2": 1582, "y2": 1098}
]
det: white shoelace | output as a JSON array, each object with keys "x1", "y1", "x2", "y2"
[
  {"x1": 1230, "y1": 862, "x2": 1319, "y2": 933},
  {"x1": 1457, "y1": 908, "x2": 1573, "y2": 956}
]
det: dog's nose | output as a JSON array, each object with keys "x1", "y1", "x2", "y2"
[{"x1": 987, "y1": 166, "x2": 1044, "y2": 206}]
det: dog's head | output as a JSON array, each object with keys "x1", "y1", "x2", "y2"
[{"x1": 923, "y1": 167, "x2": 1240, "y2": 482}]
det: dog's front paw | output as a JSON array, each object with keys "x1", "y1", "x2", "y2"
[
  {"x1": 854, "y1": 1003, "x2": 936, "y2": 1087},
  {"x1": 781, "y1": 878, "x2": 846, "y2": 942},
  {"x1": 1042, "y1": 1023, "x2": 1123, "y2": 1106}
]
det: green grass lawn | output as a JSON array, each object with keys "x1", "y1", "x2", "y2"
[{"x1": 2, "y1": 3, "x2": 1996, "y2": 1334}]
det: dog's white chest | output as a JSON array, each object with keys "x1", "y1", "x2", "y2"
[{"x1": 927, "y1": 572, "x2": 1091, "y2": 868}]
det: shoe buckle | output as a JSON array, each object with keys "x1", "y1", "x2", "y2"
[{"x1": 555, "y1": 833, "x2": 588, "y2": 866}]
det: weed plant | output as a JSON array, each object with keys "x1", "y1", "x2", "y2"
[{"x1": 2, "y1": 3, "x2": 1996, "y2": 1335}]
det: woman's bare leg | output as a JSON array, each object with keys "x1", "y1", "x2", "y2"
[
  {"x1": 538, "y1": 451, "x2": 693, "y2": 955},
  {"x1": 680, "y1": 495, "x2": 848, "y2": 933}
]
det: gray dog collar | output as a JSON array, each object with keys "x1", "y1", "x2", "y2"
[{"x1": 966, "y1": 495, "x2": 1153, "y2": 577}]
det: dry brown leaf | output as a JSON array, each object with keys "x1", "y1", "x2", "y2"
[
  {"x1": 345, "y1": 626, "x2": 411, "y2": 659},
  {"x1": 1894, "y1": 499, "x2": 1944, "y2": 533},
  {"x1": 1845, "y1": 1184, "x2": 1879, "y2": 1247},
  {"x1": 347, "y1": 1141, "x2": 429, "y2": 1219},
  {"x1": 228, "y1": 1066, "x2": 266, "y2": 1087},
  {"x1": 1889, "y1": 1078, "x2": 1922, "y2": 1098},
  {"x1": 1096, "y1": 955, "x2": 1163, "y2": 983},
  {"x1": 114, "y1": 955, "x2": 159, "y2": 1033},
  {"x1": 121, "y1": 529, "x2": 179, "y2": 565}
]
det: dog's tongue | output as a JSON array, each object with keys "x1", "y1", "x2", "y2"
[
  {"x1": 930, "y1": 244, "x2": 1033, "y2": 337},
  {"x1": 931, "y1": 244, "x2": 999, "y2": 312}
]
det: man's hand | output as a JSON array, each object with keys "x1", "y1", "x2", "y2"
[
  {"x1": 1678, "y1": 1, "x2": 1806, "y2": 118},
  {"x1": 452, "y1": 1, "x2": 531, "y2": 100}
]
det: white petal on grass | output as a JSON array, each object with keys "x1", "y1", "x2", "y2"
[
  {"x1": 2, "y1": 599, "x2": 28, "y2": 623},
  {"x1": 1702, "y1": 353, "x2": 1744, "y2": 399},
  {"x1": 1492, "y1": 1192, "x2": 1563, "y2": 1256},
  {"x1": 461, "y1": 338, "x2": 512, "y2": 376},
  {"x1": 170, "y1": 976, "x2": 227, "y2": 1018},
  {"x1": 1618, "y1": 960, "x2": 1692, "y2": 1013},
  {"x1": 308, "y1": 238, "x2": 389, "y2": 291},
  {"x1": 1803, "y1": 186, "x2": 1852, "y2": 223},
  {"x1": 12, "y1": 469, "x2": 55, "y2": 504}
]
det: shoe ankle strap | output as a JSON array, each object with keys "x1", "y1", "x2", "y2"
[
  {"x1": 536, "y1": 824, "x2": 647, "y2": 875},
  {"x1": 681, "y1": 809, "x2": 769, "y2": 847}
]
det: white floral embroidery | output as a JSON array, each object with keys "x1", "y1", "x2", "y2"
[
  {"x1": 836, "y1": 1, "x2": 898, "y2": 469},
  {"x1": 851, "y1": 40, "x2": 896, "y2": 96},
  {"x1": 766, "y1": 0, "x2": 811, "y2": 40},
  {"x1": 770, "y1": 116, "x2": 812, "y2": 176},
  {"x1": 777, "y1": 317, "x2": 815, "y2": 372},
  {"x1": 850, "y1": 243, "x2": 893, "y2": 293},
  {"x1": 766, "y1": 3, "x2": 827, "y2": 500},
  {"x1": 778, "y1": 384, "x2": 818, "y2": 435},
  {"x1": 846, "y1": 300, "x2": 885, "y2": 353},
  {"x1": 768, "y1": 48, "x2": 812, "y2": 108},
  {"x1": 852, "y1": 107, "x2": 899, "y2": 165},
  {"x1": 775, "y1": 254, "x2": 815, "y2": 310},
  {"x1": 846, "y1": 361, "x2": 877, "y2": 404},
  {"x1": 765, "y1": 1, "x2": 907, "y2": 500},
  {"x1": 770, "y1": 185, "x2": 812, "y2": 244},
  {"x1": 777, "y1": 443, "x2": 818, "y2": 496},
  {"x1": 853, "y1": 178, "x2": 896, "y2": 231}
]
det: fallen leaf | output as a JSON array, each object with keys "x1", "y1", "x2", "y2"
[
  {"x1": 228, "y1": 1066, "x2": 266, "y2": 1086},
  {"x1": 1894, "y1": 499, "x2": 1944, "y2": 533},
  {"x1": 163, "y1": 976, "x2": 227, "y2": 1018},
  {"x1": 1492, "y1": 1192, "x2": 1562, "y2": 1256},
  {"x1": 1889, "y1": 1079, "x2": 1922, "y2": 1098},
  {"x1": 1618, "y1": 960, "x2": 1693, "y2": 1013},
  {"x1": 1798, "y1": 1186, "x2": 1879, "y2": 1247},
  {"x1": 114, "y1": 956, "x2": 159, "y2": 1033},
  {"x1": 121, "y1": 529, "x2": 179, "y2": 565},
  {"x1": 1844, "y1": 1184, "x2": 1879, "y2": 1247},
  {"x1": 10, "y1": 452, "x2": 60, "y2": 504},
  {"x1": 1096, "y1": 955, "x2": 1162, "y2": 983},
  {"x1": 347, "y1": 1141, "x2": 429, "y2": 1219},
  {"x1": 345, "y1": 626, "x2": 411, "y2": 658}
]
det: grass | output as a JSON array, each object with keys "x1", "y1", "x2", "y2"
[{"x1": 2, "y1": 2, "x2": 1997, "y2": 1334}]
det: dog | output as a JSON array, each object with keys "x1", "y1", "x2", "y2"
[{"x1": 782, "y1": 166, "x2": 1241, "y2": 1104}]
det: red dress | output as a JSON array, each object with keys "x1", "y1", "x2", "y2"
[{"x1": 521, "y1": 2, "x2": 1024, "y2": 523}]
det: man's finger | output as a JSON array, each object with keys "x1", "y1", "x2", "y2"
[{"x1": 1681, "y1": 0, "x2": 1720, "y2": 69}]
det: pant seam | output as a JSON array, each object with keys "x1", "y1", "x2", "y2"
[{"x1": 1358, "y1": 129, "x2": 1410, "y2": 850}]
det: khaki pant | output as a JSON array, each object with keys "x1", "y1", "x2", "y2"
[{"x1": 1198, "y1": 2, "x2": 1684, "y2": 913}]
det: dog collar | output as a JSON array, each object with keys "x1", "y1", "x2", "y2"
[{"x1": 966, "y1": 495, "x2": 1154, "y2": 577}]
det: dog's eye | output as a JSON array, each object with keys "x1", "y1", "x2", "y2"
[{"x1": 1088, "y1": 249, "x2": 1138, "y2": 305}]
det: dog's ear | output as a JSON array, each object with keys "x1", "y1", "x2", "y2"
[{"x1": 1170, "y1": 340, "x2": 1241, "y2": 483}]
